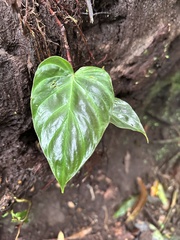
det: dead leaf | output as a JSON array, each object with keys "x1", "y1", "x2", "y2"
[
  {"x1": 57, "y1": 231, "x2": 65, "y2": 240},
  {"x1": 150, "y1": 179, "x2": 159, "y2": 196},
  {"x1": 104, "y1": 186, "x2": 117, "y2": 200},
  {"x1": 67, "y1": 227, "x2": 92, "y2": 240},
  {"x1": 157, "y1": 183, "x2": 169, "y2": 210}
]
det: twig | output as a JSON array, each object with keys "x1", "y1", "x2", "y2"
[
  {"x1": 159, "y1": 151, "x2": 180, "y2": 172},
  {"x1": 145, "y1": 111, "x2": 170, "y2": 126},
  {"x1": 87, "y1": 184, "x2": 95, "y2": 201},
  {"x1": 102, "y1": 205, "x2": 109, "y2": 230},
  {"x1": 48, "y1": 7, "x2": 72, "y2": 65},
  {"x1": 0, "y1": 22, "x2": 14, "y2": 33},
  {"x1": 64, "y1": 15, "x2": 95, "y2": 61},
  {"x1": 153, "y1": 137, "x2": 180, "y2": 144},
  {"x1": 41, "y1": 178, "x2": 55, "y2": 191},
  {"x1": 160, "y1": 187, "x2": 179, "y2": 231},
  {"x1": 81, "y1": 12, "x2": 110, "y2": 16},
  {"x1": 52, "y1": 0, "x2": 95, "y2": 62},
  {"x1": 85, "y1": 0, "x2": 94, "y2": 23},
  {"x1": 24, "y1": 0, "x2": 29, "y2": 23},
  {"x1": 13, "y1": 197, "x2": 32, "y2": 222},
  {"x1": 126, "y1": 177, "x2": 148, "y2": 223},
  {"x1": 41, "y1": 0, "x2": 72, "y2": 65},
  {"x1": 35, "y1": 18, "x2": 51, "y2": 57},
  {"x1": 96, "y1": 54, "x2": 108, "y2": 66},
  {"x1": 13, "y1": 197, "x2": 32, "y2": 240},
  {"x1": 144, "y1": 208, "x2": 160, "y2": 229},
  {"x1": 15, "y1": 223, "x2": 22, "y2": 240}
]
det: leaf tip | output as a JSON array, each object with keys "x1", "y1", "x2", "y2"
[
  {"x1": 55, "y1": 179, "x2": 66, "y2": 193},
  {"x1": 59, "y1": 183, "x2": 66, "y2": 194},
  {"x1": 144, "y1": 133, "x2": 149, "y2": 143},
  {"x1": 140, "y1": 129, "x2": 149, "y2": 143}
]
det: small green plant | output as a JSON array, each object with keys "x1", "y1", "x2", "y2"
[
  {"x1": 31, "y1": 56, "x2": 148, "y2": 192},
  {"x1": 2, "y1": 197, "x2": 31, "y2": 240}
]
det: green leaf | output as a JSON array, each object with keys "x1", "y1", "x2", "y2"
[
  {"x1": 110, "y1": 98, "x2": 148, "y2": 142},
  {"x1": 31, "y1": 56, "x2": 114, "y2": 192},
  {"x1": 149, "y1": 224, "x2": 168, "y2": 240},
  {"x1": 157, "y1": 183, "x2": 169, "y2": 209},
  {"x1": 10, "y1": 210, "x2": 28, "y2": 223},
  {"x1": 2, "y1": 212, "x2": 9, "y2": 218},
  {"x1": 113, "y1": 195, "x2": 138, "y2": 218}
]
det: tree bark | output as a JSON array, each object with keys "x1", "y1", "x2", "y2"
[{"x1": 0, "y1": 0, "x2": 180, "y2": 213}]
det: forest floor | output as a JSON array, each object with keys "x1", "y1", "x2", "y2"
[{"x1": 0, "y1": 73, "x2": 180, "y2": 240}]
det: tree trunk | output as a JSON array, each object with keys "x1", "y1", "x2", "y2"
[{"x1": 0, "y1": 0, "x2": 180, "y2": 213}]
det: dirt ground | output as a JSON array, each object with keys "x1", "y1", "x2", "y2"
[{"x1": 0, "y1": 71, "x2": 179, "y2": 240}]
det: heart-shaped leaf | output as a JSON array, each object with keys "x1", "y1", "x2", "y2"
[
  {"x1": 31, "y1": 56, "x2": 114, "y2": 192},
  {"x1": 110, "y1": 98, "x2": 148, "y2": 142}
]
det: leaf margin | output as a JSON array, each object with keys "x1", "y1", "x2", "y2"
[{"x1": 110, "y1": 98, "x2": 149, "y2": 142}]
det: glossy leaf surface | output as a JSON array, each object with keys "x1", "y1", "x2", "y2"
[
  {"x1": 110, "y1": 98, "x2": 148, "y2": 142},
  {"x1": 31, "y1": 56, "x2": 114, "y2": 192}
]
